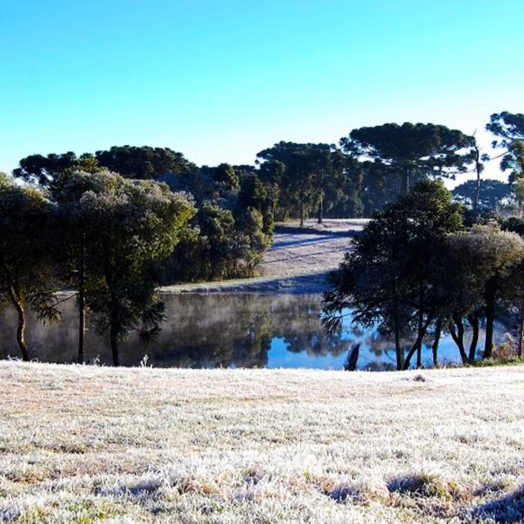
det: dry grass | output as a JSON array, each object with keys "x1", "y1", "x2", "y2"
[
  {"x1": 162, "y1": 220, "x2": 359, "y2": 293},
  {"x1": 1, "y1": 362, "x2": 524, "y2": 523}
]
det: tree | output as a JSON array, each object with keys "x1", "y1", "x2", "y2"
[
  {"x1": 462, "y1": 135, "x2": 490, "y2": 210},
  {"x1": 486, "y1": 112, "x2": 524, "y2": 212},
  {"x1": 95, "y1": 145, "x2": 197, "y2": 180},
  {"x1": 322, "y1": 179, "x2": 463, "y2": 370},
  {"x1": 256, "y1": 141, "x2": 347, "y2": 226},
  {"x1": 256, "y1": 160, "x2": 285, "y2": 219},
  {"x1": 452, "y1": 179, "x2": 511, "y2": 210},
  {"x1": 486, "y1": 112, "x2": 524, "y2": 152},
  {"x1": 340, "y1": 122, "x2": 474, "y2": 195},
  {"x1": 464, "y1": 226, "x2": 524, "y2": 359},
  {"x1": 0, "y1": 174, "x2": 59, "y2": 360},
  {"x1": 53, "y1": 170, "x2": 196, "y2": 366},
  {"x1": 13, "y1": 152, "x2": 98, "y2": 187}
]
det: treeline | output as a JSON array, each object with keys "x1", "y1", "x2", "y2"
[{"x1": 13, "y1": 112, "x2": 524, "y2": 228}]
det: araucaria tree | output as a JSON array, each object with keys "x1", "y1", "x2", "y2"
[
  {"x1": 0, "y1": 174, "x2": 60, "y2": 360},
  {"x1": 256, "y1": 141, "x2": 347, "y2": 226},
  {"x1": 340, "y1": 122, "x2": 474, "y2": 195},
  {"x1": 486, "y1": 112, "x2": 524, "y2": 212}
]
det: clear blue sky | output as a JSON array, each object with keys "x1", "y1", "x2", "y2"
[{"x1": 1, "y1": 0, "x2": 523, "y2": 181}]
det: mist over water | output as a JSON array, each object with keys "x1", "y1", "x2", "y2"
[{"x1": 0, "y1": 293, "x2": 500, "y2": 369}]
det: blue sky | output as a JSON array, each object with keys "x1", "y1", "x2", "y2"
[{"x1": 1, "y1": 0, "x2": 523, "y2": 181}]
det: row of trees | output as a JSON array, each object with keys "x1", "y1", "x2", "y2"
[
  {"x1": 13, "y1": 112, "x2": 524, "y2": 227},
  {"x1": 322, "y1": 179, "x2": 524, "y2": 370},
  {"x1": 0, "y1": 171, "x2": 195, "y2": 366},
  {"x1": 320, "y1": 111, "x2": 524, "y2": 370}
]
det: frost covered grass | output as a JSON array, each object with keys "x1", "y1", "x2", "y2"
[{"x1": 1, "y1": 362, "x2": 524, "y2": 523}]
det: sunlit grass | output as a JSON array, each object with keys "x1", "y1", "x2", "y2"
[{"x1": 1, "y1": 362, "x2": 524, "y2": 522}]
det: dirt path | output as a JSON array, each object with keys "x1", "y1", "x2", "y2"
[{"x1": 162, "y1": 219, "x2": 366, "y2": 294}]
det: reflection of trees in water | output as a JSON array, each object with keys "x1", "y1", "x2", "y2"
[
  {"x1": 151, "y1": 295, "x2": 273, "y2": 368},
  {"x1": 271, "y1": 296, "x2": 348, "y2": 357},
  {"x1": 0, "y1": 296, "x2": 87, "y2": 363},
  {"x1": 337, "y1": 319, "x2": 429, "y2": 370},
  {"x1": 0, "y1": 293, "x2": 482, "y2": 369}
]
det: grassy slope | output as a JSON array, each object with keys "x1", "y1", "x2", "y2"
[{"x1": 1, "y1": 362, "x2": 524, "y2": 523}]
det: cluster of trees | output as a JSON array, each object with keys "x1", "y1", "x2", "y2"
[
  {"x1": 252, "y1": 113, "x2": 524, "y2": 222},
  {"x1": 322, "y1": 178, "x2": 524, "y2": 370},
  {"x1": 452, "y1": 179, "x2": 512, "y2": 210},
  {"x1": 0, "y1": 171, "x2": 196, "y2": 366},
  {"x1": 0, "y1": 165, "x2": 272, "y2": 365},
  {"x1": 13, "y1": 147, "x2": 274, "y2": 283}
]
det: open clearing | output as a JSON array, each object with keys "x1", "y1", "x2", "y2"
[
  {"x1": 163, "y1": 219, "x2": 365, "y2": 294},
  {"x1": 1, "y1": 361, "x2": 524, "y2": 523}
]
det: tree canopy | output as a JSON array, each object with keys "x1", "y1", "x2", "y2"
[
  {"x1": 340, "y1": 122, "x2": 474, "y2": 194},
  {"x1": 323, "y1": 179, "x2": 463, "y2": 369},
  {"x1": 60, "y1": 171, "x2": 196, "y2": 366},
  {"x1": 94, "y1": 145, "x2": 197, "y2": 180}
]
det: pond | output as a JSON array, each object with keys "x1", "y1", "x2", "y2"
[{"x1": 0, "y1": 293, "x2": 507, "y2": 370}]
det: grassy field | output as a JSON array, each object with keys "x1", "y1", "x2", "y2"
[{"x1": 1, "y1": 362, "x2": 524, "y2": 523}]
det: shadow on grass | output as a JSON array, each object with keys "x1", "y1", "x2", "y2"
[
  {"x1": 472, "y1": 485, "x2": 524, "y2": 523},
  {"x1": 274, "y1": 225, "x2": 357, "y2": 237}
]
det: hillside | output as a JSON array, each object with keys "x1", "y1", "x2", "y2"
[
  {"x1": 1, "y1": 361, "x2": 523, "y2": 523},
  {"x1": 163, "y1": 219, "x2": 367, "y2": 293}
]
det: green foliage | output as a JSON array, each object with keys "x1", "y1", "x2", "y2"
[
  {"x1": 256, "y1": 141, "x2": 351, "y2": 225},
  {"x1": 323, "y1": 179, "x2": 464, "y2": 369},
  {"x1": 95, "y1": 145, "x2": 197, "y2": 180},
  {"x1": 341, "y1": 122, "x2": 475, "y2": 195},
  {"x1": 436, "y1": 225, "x2": 524, "y2": 361},
  {"x1": 52, "y1": 170, "x2": 196, "y2": 365},
  {"x1": 452, "y1": 179, "x2": 511, "y2": 210},
  {"x1": 13, "y1": 152, "x2": 99, "y2": 187},
  {"x1": 486, "y1": 111, "x2": 524, "y2": 150},
  {"x1": 0, "y1": 177, "x2": 59, "y2": 360},
  {"x1": 166, "y1": 190, "x2": 272, "y2": 283}
]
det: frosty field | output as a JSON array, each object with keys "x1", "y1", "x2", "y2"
[{"x1": 1, "y1": 362, "x2": 523, "y2": 523}]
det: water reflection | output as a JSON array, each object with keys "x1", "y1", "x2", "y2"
[{"x1": 0, "y1": 293, "x2": 498, "y2": 369}]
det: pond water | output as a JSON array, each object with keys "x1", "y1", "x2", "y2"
[{"x1": 0, "y1": 293, "x2": 506, "y2": 370}]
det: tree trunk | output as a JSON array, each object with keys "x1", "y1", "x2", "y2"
[
  {"x1": 449, "y1": 314, "x2": 469, "y2": 364},
  {"x1": 472, "y1": 145, "x2": 482, "y2": 210},
  {"x1": 394, "y1": 324, "x2": 404, "y2": 371},
  {"x1": 483, "y1": 295, "x2": 496, "y2": 359},
  {"x1": 416, "y1": 287, "x2": 424, "y2": 368},
  {"x1": 110, "y1": 317, "x2": 120, "y2": 367},
  {"x1": 517, "y1": 301, "x2": 524, "y2": 358},
  {"x1": 78, "y1": 289, "x2": 86, "y2": 364},
  {"x1": 7, "y1": 285, "x2": 30, "y2": 362},
  {"x1": 467, "y1": 311, "x2": 480, "y2": 362},
  {"x1": 317, "y1": 192, "x2": 323, "y2": 224},
  {"x1": 109, "y1": 285, "x2": 121, "y2": 366},
  {"x1": 432, "y1": 320, "x2": 442, "y2": 367},
  {"x1": 400, "y1": 170, "x2": 410, "y2": 194},
  {"x1": 299, "y1": 193, "x2": 304, "y2": 228},
  {"x1": 271, "y1": 184, "x2": 277, "y2": 219},
  {"x1": 77, "y1": 234, "x2": 86, "y2": 364},
  {"x1": 403, "y1": 317, "x2": 432, "y2": 370}
]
